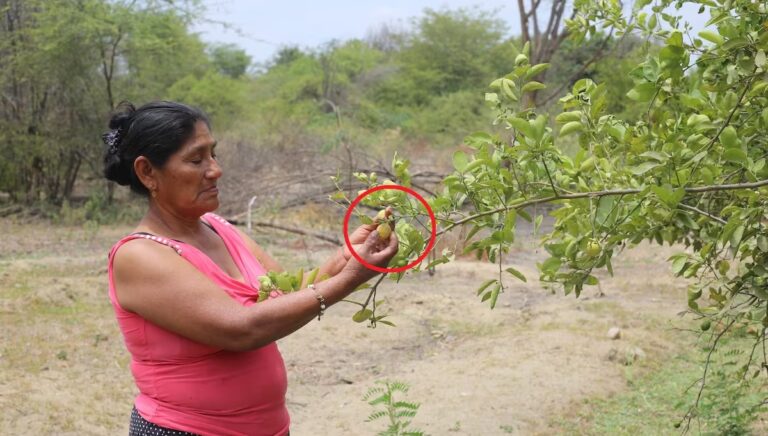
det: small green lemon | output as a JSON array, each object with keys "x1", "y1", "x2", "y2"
[
  {"x1": 377, "y1": 223, "x2": 392, "y2": 239},
  {"x1": 585, "y1": 240, "x2": 602, "y2": 258}
]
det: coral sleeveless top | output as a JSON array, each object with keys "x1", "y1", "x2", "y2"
[{"x1": 107, "y1": 213, "x2": 289, "y2": 436}]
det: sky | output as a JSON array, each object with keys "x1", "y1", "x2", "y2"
[{"x1": 193, "y1": 0, "x2": 711, "y2": 66}]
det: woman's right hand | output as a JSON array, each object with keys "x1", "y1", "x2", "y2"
[{"x1": 340, "y1": 227, "x2": 399, "y2": 286}]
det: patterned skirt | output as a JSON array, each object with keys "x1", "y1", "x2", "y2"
[{"x1": 129, "y1": 407, "x2": 198, "y2": 436}]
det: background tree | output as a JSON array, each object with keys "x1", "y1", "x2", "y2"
[
  {"x1": 0, "y1": 0, "x2": 238, "y2": 205},
  {"x1": 209, "y1": 43, "x2": 252, "y2": 78}
]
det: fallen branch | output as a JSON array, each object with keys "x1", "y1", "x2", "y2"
[{"x1": 242, "y1": 220, "x2": 341, "y2": 246}]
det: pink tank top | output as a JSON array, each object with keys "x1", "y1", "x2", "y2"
[{"x1": 107, "y1": 213, "x2": 289, "y2": 436}]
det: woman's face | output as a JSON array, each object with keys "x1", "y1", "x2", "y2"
[{"x1": 153, "y1": 120, "x2": 222, "y2": 217}]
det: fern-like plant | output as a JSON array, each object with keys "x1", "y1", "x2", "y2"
[{"x1": 363, "y1": 381, "x2": 424, "y2": 436}]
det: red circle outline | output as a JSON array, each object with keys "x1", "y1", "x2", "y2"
[{"x1": 343, "y1": 185, "x2": 436, "y2": 273}]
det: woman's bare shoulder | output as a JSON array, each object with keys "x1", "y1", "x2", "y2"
[{"x1": 112, "y1": 237, "x2": 185, "y2": 276}]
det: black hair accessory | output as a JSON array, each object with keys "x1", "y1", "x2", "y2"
[{"x1": 102, "y1": 128, "x2": 122, "y2": 155}]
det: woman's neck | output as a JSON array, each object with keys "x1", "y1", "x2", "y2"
[{"x1": 140, "y1": 201, "x2": 207, "y2": 241}]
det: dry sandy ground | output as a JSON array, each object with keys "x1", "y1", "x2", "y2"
[{"x1": 0, "y1": 218, "x2": 689, "y2": 435}]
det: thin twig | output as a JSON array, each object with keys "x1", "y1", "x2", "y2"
[
  {"x1": 362, "y1": 273, "x2": 387, "y2": 309},
  {"x1": 678, "y1": 204, "x2": 726, "y2": 225}
]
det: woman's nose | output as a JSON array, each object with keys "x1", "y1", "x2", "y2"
[{"x1": 207, "y1": 158, "x2": 223, "y2": 179}]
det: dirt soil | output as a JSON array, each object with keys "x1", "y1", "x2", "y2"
[{"x1": 0, "y1": 217, "x2": 689, "y2": 435}]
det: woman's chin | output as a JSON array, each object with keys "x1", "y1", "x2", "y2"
[
  {"x1": 205, "y1": 199, "x2": 220, "y2": 212},
  {"x1": 188, "y1": 199, "x2": 219, "y2": 216}
]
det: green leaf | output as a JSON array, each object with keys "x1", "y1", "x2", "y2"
[
  {"x1": 275, "y1": 273, "x2": 293, "y2": 292},
  {"x1": 522, "y1": 81, "x2": 546, "y2": 93},
  {"x1": 507, "y1": 117, "x2": 534, "y2": 137},
  {"x1": 698, "y1": 30, "x2": 724, "y2": 45},
  {"x1": 667, "y1": 31, "x2": 684, "y2": 47},
  {"x1": 524, "y1": 63, "x2": 550, "y2": 80},
  {"x1": 716, "y1": 260, "x2": 730, "y2": 276},
  {"x1": 705, "y1": 11, "x2": 729, "y2": 28},
  {"x1": 688, "y1": 288, "x2": 702, "y2": 302},
  {"x1": 640, "y1": 151, "x2": 669, "y2": 162},
  {"x1": 722, "y1": 37, "x2": 749, "y2": 51},
  {"x1": 630, "y1": 162, "x2": 661, "y2": 175},
  {"x1": 452, "y1": 151, "x2": 469, "y2": 172},
  {"x1": 294, "y1": 268, "x2": 303, "y2": 290},
  {"x1": 424, "y1": 255, "x2": 450, "y2": 270},
  {"x1": 648, "y1": 13, "x2": 657, "y2": 30},
  {"x1": 559, "y1": 121, "x2": 583, "y2": 136},
  {"x1": 476, "y1": 279, "x2": 497, "y2": 296},
  {"x1": 464, "y1": 132, "x2": 495, "y2": 147},
  {"x1": 465, "y1": 225, "x2": 482, "y2": 243},
  {"x1": 502, "y1": 211, "x2": 516, "y2": 243},
  {"x1": 505, "y1": 267, "x2": 527, "y2": 282},
  {"x1": 720, "y1": 126, "x2": 738, "y2": 148},
  {"x1": 501, "y1": 79, "x2": 518, "y2": 101},
  {"x1": 489, "y1": 283, "x2": 502, "y2": 309},
  {"x1": 518, "y1": 209, "x2": 532, "y2": 222},
  {"x1": 306, "y1": 267, "x2": 319, "y2": 285},
  {"x1": 758, "y1": 235, "x2": 768, "y2": 252},
  {"x1": 627, "y1": 83, "x2": 656, "y2": 102},
  {"x1": 352, "y1": 309, "x2": 373, "y2": 323},
  {"x1": 540, "y1": 257, "x2": 562, "y2": 274},
  {"x1": 595, "y1": 196, "x2": 617, "y2": 227},
  {"x1": 671, "y1": 255, "x2": 687, "y2": 275},
  {"x1": 757, "y1": 50, "x2": 767, "y2": 68},
  {"x1": 651, "y1": 185, "x2": 685, "y2": 208},
  {"x1": 555, "y1": 111, "x2": 581, "y2": 123},
  {"x1": 730, "y1": 225, "x2": 745, "y2": 248},
  {"x1": 723, "y1": 148, "x2": 747, "y2": 164}
]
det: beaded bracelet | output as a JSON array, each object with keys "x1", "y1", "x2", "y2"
[{"x1": 308, "y1": 283, "x2": 326, "y2": 320}]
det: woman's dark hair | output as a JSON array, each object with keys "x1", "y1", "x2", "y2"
[{"x1": 102, "y1": 100, "x2": 210, "y2": 196}]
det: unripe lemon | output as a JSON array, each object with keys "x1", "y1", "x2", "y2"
[
  {"x1": 376, "y1": 223, "x2": 392, "y2": 239},
  {"x1": 701, "y1": 320, "x2": 711, "y2": 331},
  {"x1": 585, "y1": 240, "x2": 601, "y2": 258}
]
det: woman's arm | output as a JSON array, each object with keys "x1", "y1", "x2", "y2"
[
  {"x1": 304, "y1": 208, "x2": 394, "y2": 279},
  {"x1": 113, "y1": 230, "x2": 397, "y2": 352},
  {"x1": 234, "y1": 219, "x2": 386, "y2": 281},
  {"x1": 233, "y1": 227, "x2": 285, "y2": 273}
]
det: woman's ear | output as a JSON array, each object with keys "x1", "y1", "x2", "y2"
[{"x1": 133, "y1": 156, "x2": 156, "y2": 192}]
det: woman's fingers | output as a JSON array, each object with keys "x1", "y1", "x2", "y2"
[{"x1": 357, "y1": 230, "x2": 398, "y2": 268}]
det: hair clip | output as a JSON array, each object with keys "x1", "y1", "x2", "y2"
[{"x1": 102, "y1": 129, "x2": 122, "y2": 154}]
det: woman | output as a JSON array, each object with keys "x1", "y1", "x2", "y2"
[{"x1": 103, "y1": 101, "x2": 398, "y2": 436}]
